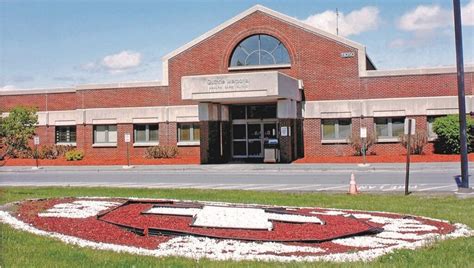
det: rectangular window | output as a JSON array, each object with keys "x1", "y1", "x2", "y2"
[
  {"x1": 55, "y1": 126, "x2": 76, "y2": 144},
  {"x1": 322, "y1": 119, "x2": 352, "y2": 140},
  {"x1": 93, "y1": 125, "x2": 117, "y2": 144},
  {"x1": 178, "y1": 123, "x2": 200, "y2": 142},
  {"x1": 374, "y1": 117, "x2": 405, "y2": 139},
  {"x1": 427, "y1": 115, "x2": 444, "y2": 139},
  {"x1": 134, "y1": 124, "x2": 159, "y2": 143}
]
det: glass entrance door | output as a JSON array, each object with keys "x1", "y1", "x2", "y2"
[
  {"x1": 232, "y1": 121, "x2": 277, "y2": 159},
  {"x1": 247, "y1": 123, "x2": 262, "y2": 157},
  {"x1": 230, "y1": 104, "x2": 277, "y2": 160}
]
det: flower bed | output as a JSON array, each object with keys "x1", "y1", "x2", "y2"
[{"x1": 1, "y1": 197, "x2": 472, "y2": 262}]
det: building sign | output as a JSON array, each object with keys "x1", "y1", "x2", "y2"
[
  {"x1": 181, "y1": 71, "x2": 301, "y2": 102},
  {"x1": 341, "y1": 52, "x2": 355, "y2": 58},
  {"x1": 404, "y1": 119, "x2": 416, "y2": 135},
  {"x1": 124, "y1": 133, "x2": 131, "y2": 143},
  {"x1": 207, "y1": 78, "x2": 250, "y2": 92},
  {"x1": 281, "y1": 127, "x2": 288, "y2": 137},
  {"x1": 360, "y1": 127, "x2": 367, "y2": 138}
]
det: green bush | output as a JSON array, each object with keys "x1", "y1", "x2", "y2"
[
  {"x1": 65, "y1": 149, "x2": 84, "y2": 161},
  {"x1": 38, "y1": 145, "x2": 75, "y2": 159},
  {"x1": 145, "y1": 145, "x2": 179, "y2": 159},
  {"x1": 432, "y1": 115, "x2": 474, "y2": 154}
]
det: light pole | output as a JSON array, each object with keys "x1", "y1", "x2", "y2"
[{"x1": 453, "y1": 0, "x2": 470, "y2": 192}]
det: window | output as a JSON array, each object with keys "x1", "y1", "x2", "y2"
[
  {"x1": 93, "y1": 125, "x2": 117, "y2": 144},
  {"x1": 178, "y1": 123, "x2": 200, "y2": 143},
  {"x1": 322, "y1": 119, "x2": 352, "y2": 140},
  {"x1": 427, "y1": 115, "x2": 444, "y2": 139},
  {"x1": 134, "y1": 124, "x2": 158, "y2": 144},
  {"x1": 229, "y1": 34, "x2": 290, "y2": 67},
  {"x1": 374, "y1": 117, "x2": 405, "y2": 139},
  {"x1": 55, "y1": 126, "x2": 76, "y2": 144},
  {"x1": 230, "y1": 105, "x2": 277, "y2": 120}
]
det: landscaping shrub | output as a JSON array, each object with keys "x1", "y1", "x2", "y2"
[
  {"x1": 347, "y1": 132, "x2": 376, "y2": 156},
  {"x1": 399, "y1": 130, "x2": 428, "y2": 155},
  {"x1": 1, "y1": 106, "x2": 38, "y2": 158},
  {"x1": 432, "y1": 114, "x2": 474, "y2": 154},
  {"x1": 65, "y1": 149, "x2": 84, "y2": 161},
  {"x1": 38, "y1": 145, "x2": 75, "y2": 159},
  {"x1": 145, "y1": 145, "x2": 179, "y2": 159}
]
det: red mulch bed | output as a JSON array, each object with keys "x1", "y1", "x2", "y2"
[
  {"x1": 99, "y1": 202, "x2": 379, "y2": 242},
  {"x1": 0, "y1": 156, "x2": 200, "y2": 166},
  {"x1": 294, "y1": 153, "x2": 474, "y2": 163},
  {"x1": 10, "y1": 198, "x2": 458, "y2": 257},
  {"x1": 2, "y1": 154, "x2": 473, "y2": 166}
]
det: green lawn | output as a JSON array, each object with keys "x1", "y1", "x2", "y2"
[{"x1": 0, "y1": 187, "x2": 473, "y2": 267}]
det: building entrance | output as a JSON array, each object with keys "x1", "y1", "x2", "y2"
[{"x1": 230, "y1": 105, "x2": 278, "y2": 159}]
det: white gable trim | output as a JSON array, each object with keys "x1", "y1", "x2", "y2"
[{"x1": 160, "y1": 5, "x2": 368, "y2": 86}]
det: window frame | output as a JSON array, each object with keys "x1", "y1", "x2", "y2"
[
  {"x1": 427, "y1": 115, "x2": 444, "y2": 140},
  {"x1": 321, "y1": 118, "x2": 352, "y2": 143},
  {"x1": 374, "y1": 117, "x2": 405, "y2": 142},
  {"x1": 228, "y1": 34, "x2": 291, "y2": 70},
  {"x1": 177, "y1": 122, "x2": 200, "y2": 146},
  {"x1": 92, "y1": 124, "x2": 117, "y2": 147},
  {"x1": 133, "y1": 124, "x2": 159, "y2": 146},
  {"x1": 55, "y1": 125, "x2": 77, "y2": 145}
]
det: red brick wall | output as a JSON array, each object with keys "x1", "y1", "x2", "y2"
[{"x1": 2, "y1": 10, "x2": 473, "y2": 161}]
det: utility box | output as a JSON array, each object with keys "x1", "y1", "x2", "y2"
[{"x1": 264, "y1": 139, "x2": 279, "y2": 163}]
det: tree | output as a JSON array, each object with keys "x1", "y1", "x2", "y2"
[
  {"x1": 1, "y1": 106, "x2": 38, "y2": 157},
  {"x1": 399, "y1": 130, "x2": 428, "y2": 155},
  {"x1": 432, "y1": 114, "x2": 474, "y2": 154},
  {"x1": 347, "y1": 131, "x2": 377, "y2": 156}
]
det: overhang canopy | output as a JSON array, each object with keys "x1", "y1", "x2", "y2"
[{"x1": 181, "y1": 71, "x2": 301, "y2": 103}]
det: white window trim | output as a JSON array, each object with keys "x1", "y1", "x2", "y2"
[
  {"x1": 92, "y1": 143, "x2": 117, "y2": 148},
  {"x1": 56, "y1": 142, "x2": 77, "y2": 147},
  {"x1": 375, "y1": 117, "x2": 405, "y2": 140},
  {"x1": 321, "y1": 119, "x2": 351, "y2": 142},
  {"x1": 177, "y1": 141, "x2": 200, "y2": 146},
  {"x1": 228, "y1": 64, "x2": 291, "y2": 71},
  {"x1": 133, "y1": 142, "x2": 159, "y2": 147},
  {"x1": 134, "y1": 124, "x2": 159, "y2": 144}
]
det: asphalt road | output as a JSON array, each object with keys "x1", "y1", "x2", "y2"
[{"x1": 1, "y1": 162, "x2": 472, "y2": 193}]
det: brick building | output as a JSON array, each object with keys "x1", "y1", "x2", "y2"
[{"x1": 1, "y1": 5, "x2": 473, "y2": 164}]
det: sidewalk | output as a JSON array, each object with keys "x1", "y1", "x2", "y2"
[{"x1": 0, "y1": 162, "x2": 469, "y2": 173}]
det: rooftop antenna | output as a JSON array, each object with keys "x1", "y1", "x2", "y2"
[{"x1": 336, "y1": 8, "x2": 339, "y2": 36}]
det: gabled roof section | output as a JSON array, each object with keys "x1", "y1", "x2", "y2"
[{"x1": 161, "y1": 4, "x2": 369, "y2": 85}]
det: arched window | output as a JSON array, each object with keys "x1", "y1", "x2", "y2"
[{"x1": 229, "y1": 34, "x2": 290, "y2": 67}]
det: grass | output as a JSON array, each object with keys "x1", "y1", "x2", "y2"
[{"x1": 0, "y1": 186, "x2": 473, "y2": 267}]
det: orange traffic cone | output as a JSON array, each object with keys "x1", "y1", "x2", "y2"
[{"x1": 348, "y1": 173, "x2": 359, "y2": 195}]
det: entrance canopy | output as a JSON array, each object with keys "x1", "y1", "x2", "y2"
[{"x1": 181, "y1": 71, "x2": 301, "y2": 103}]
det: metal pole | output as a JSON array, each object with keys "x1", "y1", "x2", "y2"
[
  {"x1": 453, "y1": 0, "x2": 470, "y2": 191},
  {"x1": 35, "y1": 144, "x2": 39, "y2": 169},
  {"x1": 405, "y1": 119, "x2": 412, "y2": 196},
  {"x1": 362, "y1": 138, "x2": 367, "y2": 165},
  {"x1": 126, "y1": 142, "x2": 130, "y2": 167}
]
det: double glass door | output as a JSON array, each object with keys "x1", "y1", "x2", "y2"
[{"x1": 232, "y1": 121, "x2": 277, "y2": 158}]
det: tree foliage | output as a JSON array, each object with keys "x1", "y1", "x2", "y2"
[
  {"x1": 432, "y1": 114, "x2": 474, "y2": 154},
  {"x1": 1, "y1": 106, "x2": 38, "y2": 157}
]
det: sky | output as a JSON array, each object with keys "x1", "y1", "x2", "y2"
[{"x1": 1, "y1": 0, "x2": 474, "y2": 90}]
